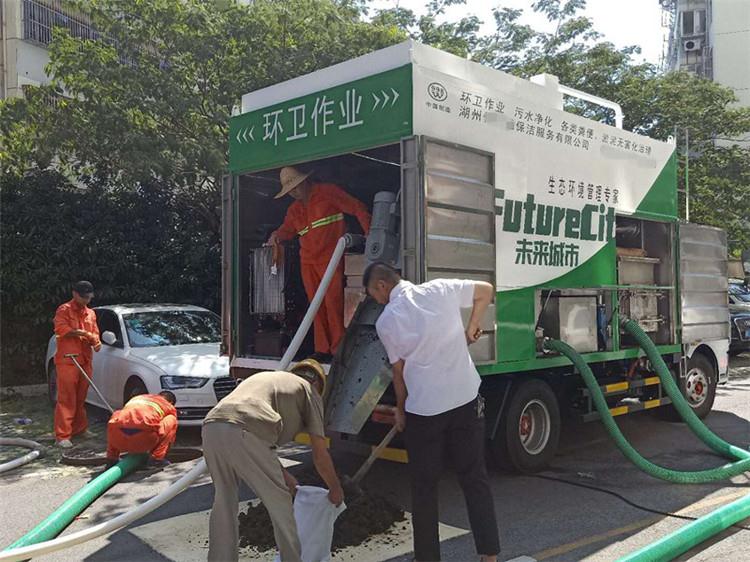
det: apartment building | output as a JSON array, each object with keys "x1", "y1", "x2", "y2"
[
  {"x1": 1, "y1": 0, "x2": 97, "y2": 99},
  {"x1": 663, "y1": 0, "x2": 750, "y2": 146}
]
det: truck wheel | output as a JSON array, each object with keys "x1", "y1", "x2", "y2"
[
  {"x1": 658, "y1": 354, "x2": 717, "y2": 421},
  {"x1": 491, "y1": 379, "x2": 561, "y2": 473},
  {"x1": 681, "y1": 354, "x2": 717, "y2": 419}
]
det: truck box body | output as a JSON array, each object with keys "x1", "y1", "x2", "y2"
[{"x1": 224, "y1": 40, "x2": 729, "y2": 467}]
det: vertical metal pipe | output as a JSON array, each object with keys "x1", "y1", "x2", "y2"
[{"x1": 685, "y1": 127, "x2": 690, "y2": 222}]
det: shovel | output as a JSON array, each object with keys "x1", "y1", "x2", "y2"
[
  {"x1": 65, "y1": 353, "x2": 115, "y2": 414},
  {"x1": 343, "y1": 423, "x2": 399, "y2": 496}
]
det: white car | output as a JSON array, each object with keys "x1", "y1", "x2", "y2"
[{"x1": 45, "y1": 304, "x2": 235, "y2": 426}]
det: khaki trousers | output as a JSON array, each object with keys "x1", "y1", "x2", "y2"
[{"x1": 202, "y1": 422, "x2": 301, "y2": 562}]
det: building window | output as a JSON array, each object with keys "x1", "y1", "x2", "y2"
[
  {"x1": 22, "y1": 0, "x2": 100, "y2": 46},
  {"x1": 681, "y1": 9, "x2": 706, "y2": 36}
]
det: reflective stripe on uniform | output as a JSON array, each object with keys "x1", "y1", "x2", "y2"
[
  {"x1": 125, "y1": 397, "x2": 165, "y2": 417},
  {"x1": 297, "y1": 213, "x2": 344, "y2": 237}
]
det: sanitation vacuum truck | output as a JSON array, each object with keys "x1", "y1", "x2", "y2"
[{"x1": 222, "y1": 40, "x2": 730, "y2": 472}]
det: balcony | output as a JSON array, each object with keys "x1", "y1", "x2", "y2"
[{"x1": 22, "y1": 0, "x2": 101, "y2": 47}]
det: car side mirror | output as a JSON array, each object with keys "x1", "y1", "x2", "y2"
[{"x1": 102, "y1": 331, "x2": 117, "y2": 346}]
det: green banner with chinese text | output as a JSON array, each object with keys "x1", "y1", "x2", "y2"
[{"x1": 229, "y1": 65, "x2": 413, "y2": 173}]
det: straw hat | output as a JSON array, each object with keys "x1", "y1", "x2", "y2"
[
  {"x1": 291, "y1": 358, "x2": 327, "y2": 395},
  {"x1": 275, "y1": 166, "x2": 312, "y2": 199}
]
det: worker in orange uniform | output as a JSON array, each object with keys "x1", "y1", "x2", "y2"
[
  {"x1": 53, "y1": 280, "x2": 102, "y2": 449},
  {"x1": 266, "y1": 167, "x2": 371, "y2": 361},
  {"x1": 106, "y1": 391, "x2": 178, "y2": 468}
]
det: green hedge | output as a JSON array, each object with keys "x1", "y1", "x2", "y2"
[{"x1": 0, "y1": 171, "x2": 220, "y2": 386}]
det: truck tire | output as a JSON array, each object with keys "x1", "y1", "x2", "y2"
[
  {"x1": 491, "y1": 379, "x2": 561, "y2": 473},
  {"x1": 659, "y1": 353, "x2": 717, "y2": 421}
]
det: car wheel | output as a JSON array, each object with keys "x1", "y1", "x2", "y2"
[
  {"x1": 123, "y1": 378, "x2": 148, "y2": 404},
  {"x1": 48, "y1": 363, "x2": 58, "y2": 405},
  {"x1": 490, "y1": 379, "x2": 561, "y2": 473}
]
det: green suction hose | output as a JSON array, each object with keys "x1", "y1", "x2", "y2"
[
  {"x1": 543, "y1": 339, "x2": 750, "y2": 483},
  {"x1": 617, "y1": 490, "x2": 750, "y2": 562},
  {"x1": 621, "y1": 319, "x2": 750, "y2": 462},
  {"x1": 5, "y1": 453, "x2": 147, "y2": 550}
]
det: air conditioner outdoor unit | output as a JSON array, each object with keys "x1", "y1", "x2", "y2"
[{"x1": 684, "y1": 39, "x2": 702, "y2": 52}]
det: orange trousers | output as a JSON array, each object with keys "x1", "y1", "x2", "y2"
[
  {"x1": 54, "y1": 362, "x2": 90, "y2": 441},
  {"x1": 301, "y1": 261, "x2": 345, "y2": 355},
  {"x1": 106, "y1": 415, "x2": 178, "y2": 460}
]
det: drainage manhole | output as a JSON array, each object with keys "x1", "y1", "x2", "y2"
[{"x1": 60, "y1": 447, "x2": 202, "y2": 466}]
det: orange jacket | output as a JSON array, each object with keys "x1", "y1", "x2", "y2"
[
  {"x1": 54, "y1": 300, "x2": 100, "y2": 366},
  {"x1": 109, "y1": 394, "x2": 177, "y2": 431},
  {"x1": 274, "y1": 183, "x2": 371, "y2": 264}
]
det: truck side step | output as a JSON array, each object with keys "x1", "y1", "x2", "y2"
[
  {"x1": 581, "y1": 376, "x2": 661, "y2": 398},
  {"x1": 581, "y1": 396, "x2": 672, "y2": 422}
]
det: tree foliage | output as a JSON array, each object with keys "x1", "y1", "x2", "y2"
[{"x1": 1, "y1": 0, "x2": 748, "y2": 382}]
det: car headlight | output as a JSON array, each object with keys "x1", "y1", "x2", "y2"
[{"x1": 160, "y1": 375, "x2": 209, "y2": 389}]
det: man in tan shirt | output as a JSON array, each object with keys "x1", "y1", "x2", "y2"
[{"x1": 202, "y1": 359, "x2": 344, "y2": 562}]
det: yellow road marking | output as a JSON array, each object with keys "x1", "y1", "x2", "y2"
[{"x1": 533, "y1": 489, "x2": 750, "y2": 560}]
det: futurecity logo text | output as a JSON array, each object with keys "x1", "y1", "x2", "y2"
[
  {"x1": 495, "y1": 190, "x2": 616, "y2": 268},
  {"x1": 229, "y1": 65, "x2": 413, "y2": 172}
]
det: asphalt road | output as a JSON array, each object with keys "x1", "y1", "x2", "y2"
[{"x1": 1, "y1": 355, "x2": 749, "y2": 561}]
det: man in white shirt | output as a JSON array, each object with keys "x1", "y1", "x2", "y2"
[{"x1": 364, "y1": 262, "x2": 499, "y2": 562}]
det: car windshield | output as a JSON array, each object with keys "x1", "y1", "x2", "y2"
[
  {"x1": 123, "y1": 310, "x2": 221, "y2": 347},
  {"x1": 729, "y1": 284, "x2": 750, "y2": 303}
]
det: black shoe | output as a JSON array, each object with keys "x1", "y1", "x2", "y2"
[{"x1": 147, "y1": 457, "x2": 171, "y2": 468}]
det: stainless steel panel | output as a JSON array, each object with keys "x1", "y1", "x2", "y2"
[
  {"x1": 681, "y1": 224, "x2": 726, "y2": 246},
  {"x1": 461, "y1": 304, "x2": 496, "y2": 332},
  {"x1": 618, "y1": 256, "x2": 659, "y2": 285},
  {"x1": 427, "y1": 236, "x2": 495, "y2": 271},
  {"x1": 680, "y1": 241, "x2": 727, "y2": 262},
  {"x1": 424, "y1": 142, "x2": 492, "y2": 184},
  {"x1": 683, "y1": 323, "x2": 729, "y2": 342},
  {"x1": 681, "y1": 291, "x2": 728, "y2": 309},
  {"x1": 422, "y1": 138, "x2": 496, "y2": 364},
  {"x1": 680, "y1": 222, "x2": 729, "y2": 344},
  {"x1": 682, "y1": 306, "x2": 730, "y2": 325},
  {"x1": 468, "y1": 332, "x2": 495, "y2": 364},
  {"x1": 679, "y1": 259, "x2": 727, "y2": 277},
  {"x1": 427, "y1": 207, "x2": 493, "y2": 242},
  {"x1": 426, "y1": 171, "x2": 494, "y2": 210},
  {"x1": 401, "y1": 136, "x2": 424, "y2": 283},
  {"x1": 539, "y1": 296, "x2": 598, "y2": 352},
  {"x1": 559, "y1": 297, "x2": 598, "y2": 352},
  {"x1": 427, "y1": 270, "x2": 494, "y2": 283},
  {"x1": 680, "y1": 274, "x2": 728, "y2": 293}
]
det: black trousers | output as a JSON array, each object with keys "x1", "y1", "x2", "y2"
[{"x1": 405, "y1": 396, "x2": 500, "y2": 561}]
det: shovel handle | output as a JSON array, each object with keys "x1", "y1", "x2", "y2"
[{"x1": 351, "y1": 424, "x2": 399, "y2": 484}]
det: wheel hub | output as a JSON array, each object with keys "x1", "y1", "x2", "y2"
[
  {"x1": 685, "y1": 368, "x2": 709, "y2": 407},
  {"x1": 518, "y1": 399, "x2": 551, "y2": 455}
]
